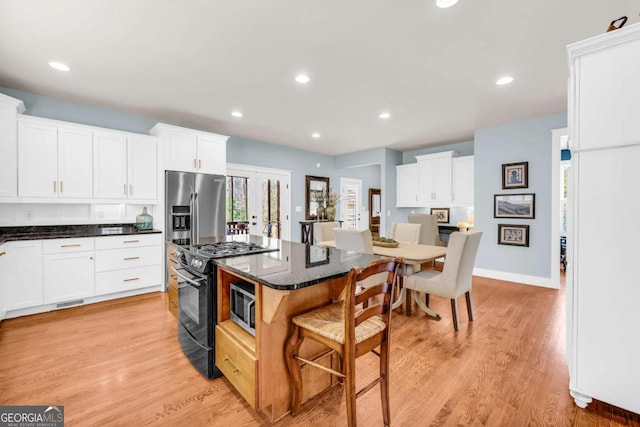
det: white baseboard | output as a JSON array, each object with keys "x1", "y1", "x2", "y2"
[{"x1": 473, "y1": 268, "x2": 559, "y2": 289}]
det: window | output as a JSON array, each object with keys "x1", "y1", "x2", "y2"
[
  {"x1": 226, "y1": 176, "x2": 248, "y2": 222},
  {"x1": 262, "y1": 178, "x2": 281, "y2": 238}
]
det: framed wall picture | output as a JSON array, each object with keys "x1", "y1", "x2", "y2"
[
  {"x1": 498, "y1": 224, "x2": 530, "y2": 247},
  {"x1": 502, "y1": 161, "x2": 528, "y2": 189},
  {"x1": 494, "y1": 193, "x2": 535, "y2": 219},
  {"x1": 430, "y1": 207, "x2": 450, "y2": 223}
]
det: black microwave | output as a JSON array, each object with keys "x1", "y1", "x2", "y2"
[{"x1": 230, "y1": 282, "x2": 255, "y2": 336}]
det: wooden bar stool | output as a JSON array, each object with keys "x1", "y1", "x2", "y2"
[{"x1": 285, "y1": 257, "x2": 402, "y2": 427}]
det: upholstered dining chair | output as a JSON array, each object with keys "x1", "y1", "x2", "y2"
[
  {"x1": 404, "y1": 231, "x2": 482, "y2": 331},
  {"x1": 389, "y1": 223, "x2": 421, "y2": 243},
  {"x1": 407, "y1": 213, "x2": 445, "y2": 247},
  {"x1": 333, "y1": 228, "x2": 374, "y2": 254},
  {"x1": 285, "y1": 257, "x2": 402, "y2": 427},
  {"x1": 314, "y1": 221, "x2": 341, "y2": 244}
]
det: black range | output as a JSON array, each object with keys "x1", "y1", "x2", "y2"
[{"x1": 171, "y1": 236, "x2": 279, "y2": 379}]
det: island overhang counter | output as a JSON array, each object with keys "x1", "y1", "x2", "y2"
[{"x1": 213, "y1": 237, "x2": 379, "y2": 422}]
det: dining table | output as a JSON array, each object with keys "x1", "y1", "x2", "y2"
[{"x1": 317, "y1": 240, "x2": 447, "y2": 313}]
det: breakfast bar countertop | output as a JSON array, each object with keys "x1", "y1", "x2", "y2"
[
  {"x1": 0, "y1": 223, "x2": 162, "y2": 245},
  {"x1": 213, "y1": 235, "x2": 380, "y2": 291}
]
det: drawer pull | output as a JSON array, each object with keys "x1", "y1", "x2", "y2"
[
  {"x1": 123, "y1": 240, "x2": 139, "y2": 244},
  {"x1": 124, "y1": 256, "x2": 140, "y2": 261},
  {"x1": 61, "y1": 244, "x2": 81, "y2": 248},
  {"x1": 169, "y1": 258, "x2": 178, "y2": 265},
  {"x1": 223, "y1": 355, "x2": 241, "y2": 373},
  {"x1": 123, "y1": 277, "x2": 140, "y2": 282}
]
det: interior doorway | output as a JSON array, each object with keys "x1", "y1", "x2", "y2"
[
  {"x1": 226, "y1": 164, "x2": 291, "y2": 240},
  {"x1": 340, "y1": 177, "x2": 362, "y2": 229},
  {"x1": 551, "y1": 127, "x2": 568, "y2": 287}
]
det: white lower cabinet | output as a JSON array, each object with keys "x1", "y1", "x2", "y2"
[
  {"x1": 3, "y1": 233, "x2": 162, "y2": 318},
  {"x1": 5, "y1": 241, "x2": 44, "y2": 310},
  {"x1": 43, "y1": 237, "x2": 95, "y2": 304},
  {"x1": 44, "y1": 252, "x2": 94, "y2": 303},
  {"x1": 0, "y1": 244, "x2": 7, "y2": 320},
  {"x1": 94, "y1": 234, "x2": 162, "y2": 296}
]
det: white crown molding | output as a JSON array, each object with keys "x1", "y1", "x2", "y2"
[{"x1": 0, "y1": 93, "x2": 25, "y2": 113}]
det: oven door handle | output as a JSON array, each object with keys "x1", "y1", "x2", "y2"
[{"x1": 171, "y1": 266, "x2": 204, "y2": 288}]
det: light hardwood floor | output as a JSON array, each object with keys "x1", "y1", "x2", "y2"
[{"x1": 1, "y1": 271, "x2": 639, "y2": 426}]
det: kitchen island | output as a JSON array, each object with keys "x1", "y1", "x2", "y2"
[{"x1": 213, "y1": 237, "x2": 379, "y2": 422}]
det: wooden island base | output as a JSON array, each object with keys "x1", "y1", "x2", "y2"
[{"x1": 216, "y1": 266, "x2": 347, "y2": 422}]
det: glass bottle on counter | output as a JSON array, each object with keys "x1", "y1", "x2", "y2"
[{"x1": 136, "y1": 207, "x2": 153, "y2": 230}]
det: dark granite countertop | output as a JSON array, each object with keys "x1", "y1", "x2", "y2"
[
  {"x1": 207, "y1": 234, "x2": 381, "y2": 291},
  {"x1": 0, "y1": 223, "x2": 162, "y2": 245}
]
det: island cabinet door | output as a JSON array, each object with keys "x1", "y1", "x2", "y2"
[{"x1": 215, "y1": 324, "x2": 258, "y2": 408}]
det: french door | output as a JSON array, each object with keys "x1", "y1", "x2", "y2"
[
  {"x1": 226, "y1": 164, "x2": 291, "y2": 241},
  {"x1": 340, "y1": 177, "x2": 362, "y2": 230}
]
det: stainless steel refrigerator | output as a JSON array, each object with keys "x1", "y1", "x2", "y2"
[{"x1": 165, "y1": 170, "x2": 226, "y2": 245}]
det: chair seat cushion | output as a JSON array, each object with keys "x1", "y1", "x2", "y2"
[
  {"x1": 292, "y1": 302, "x2": 386, "y2": 345},
  {"x1": 405, "y1": 270, "x2": 459, "y2": 299}
]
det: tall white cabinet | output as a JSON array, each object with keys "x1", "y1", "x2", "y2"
[{"x1": 566, "y1": 23, "x2": 640, "y2": 414}]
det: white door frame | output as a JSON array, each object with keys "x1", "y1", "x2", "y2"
[
  {"x1": 227, "y1": 163, "x2": 292, "y2": 241},
  {"x1": 550, "y1": 127, "x2": 566, "y2": 289}
]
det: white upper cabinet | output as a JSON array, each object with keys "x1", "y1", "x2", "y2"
[
  {"x1": 128, "y1": 135, "x2": 158, "y2": 200},
  {"x1": 151, "y1": 123, "x2": 228, "y2": 175},
  {"x1": 94, "y1": 131, "x2": 128, "y2": 199},
  {"x1": 57, "y1": 126, "x2": 94, "y2": 198},
  {"x1": 93, "y1": 132, "x2": 158, "y2": 201},
  {"x1": 416, "y1": 151, "x2": 455, "y2": 205},
  {"x1": 196, "y1": 133, "x2": 227, "y2": 175},
  {"x1": 0, "y1": 94, "x2": 25, "y2": 198},
  {"x1": 396, "y1": 163, "x2": 419, "y2": 207},
  {"x1": 452, "y1": 156, "x2": 474, "y2": 206},
  {"x1": 18, "y1": 120, "x2": 62, "y2": 198},
  {"x1": 18, "y1": 118, "x2": 93, "y2": 199}
]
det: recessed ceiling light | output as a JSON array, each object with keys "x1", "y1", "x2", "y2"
[
  {"x1": 496, "y1": 76, "x2": 514, "y2": 85},
  {"x1": 379, "y1": 112, "x2": 391, "y2": 119},
  {"x1": 231, "y1": 111, "x2": 243, "y2": 118},
  {"x1": 48, "y1": 61, "x2": 71, "y2": 72},
  {"x1": 435, "y1": 0, "x2": 459, "y2": 8},
  {"x1": 295, "y1": 74, "x2": 311, "y2": 84},
  {"x1": 311, "y1": 133, "x2": 320, "y2": 139}
]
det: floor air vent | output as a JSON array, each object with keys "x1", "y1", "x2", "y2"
[{"x1": 57, "y1": 299, "x2": 84, "y2": 308}]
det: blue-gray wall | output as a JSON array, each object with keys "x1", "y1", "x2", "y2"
[{"x1": 474, "y1": 114, "x2": 566, "y2": 279}]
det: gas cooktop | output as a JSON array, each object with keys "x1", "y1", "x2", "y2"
[{"x1": 194, "y1": 241, "x2": 278, "y2": 259}]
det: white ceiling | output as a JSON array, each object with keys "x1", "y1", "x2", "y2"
[{"x1": 0, "y1": 1, "x2": 637, "y2": 155}]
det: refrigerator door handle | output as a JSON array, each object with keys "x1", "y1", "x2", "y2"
[
  {"x1": 193, "y1": 192, "x2": 199, "y2": 243},
  {"x1": 189, "y1": 192, "x2": 195, "y2": 244}
]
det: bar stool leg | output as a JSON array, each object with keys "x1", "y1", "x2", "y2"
[{"x1": 285, "y1": 325, "x2": 305, "y2": 415}]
